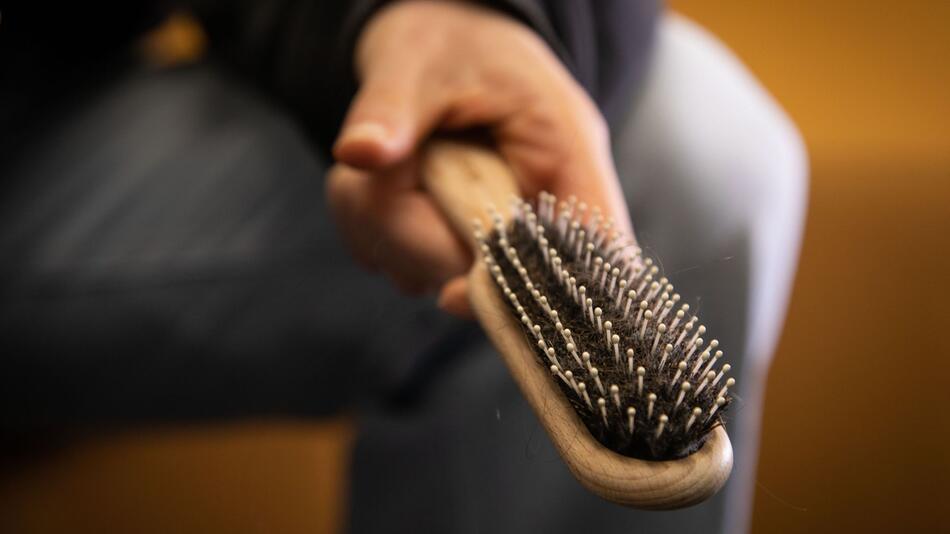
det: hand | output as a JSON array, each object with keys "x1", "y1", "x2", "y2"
[{"x1": 327, "y1": 0, "x2": 632, "y2": 317}]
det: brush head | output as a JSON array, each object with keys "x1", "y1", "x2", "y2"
[{"x1": 476, "y1": 192, "x2": 733, "y2": 461}]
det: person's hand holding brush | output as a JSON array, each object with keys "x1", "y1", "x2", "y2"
[{"x1": 327, "y1": 0, "x2": 632, "y2": 317}]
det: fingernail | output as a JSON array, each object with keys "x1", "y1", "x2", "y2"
[{"x1": 341, "y1": 122, "x2": 389, "y2": 146}]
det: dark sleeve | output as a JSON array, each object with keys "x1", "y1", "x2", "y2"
[{"x1": 188, "y1": 0, "x2": 661, "y2": 152}]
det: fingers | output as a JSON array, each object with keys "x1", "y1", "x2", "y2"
[
  {"x1": 325, "y1": 162, "x2": 472, "y2": 294},
  {"x1": 333, "y1": 65, "x2": 444, "y2": 170},
  {"x1": 333, "y1": 76, "x2": 416, "y2": 169}
]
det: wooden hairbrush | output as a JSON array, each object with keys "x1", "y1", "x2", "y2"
[{"x1": 421, "y1": 139, "x2": 733, "y2": 510}]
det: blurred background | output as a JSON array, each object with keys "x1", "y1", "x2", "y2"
[{"x1": 1, "y1": 1, "x2": 948, "y2": 533}]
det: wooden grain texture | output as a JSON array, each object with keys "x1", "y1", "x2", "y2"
[{"x1": 422, "y1": 139, "x2": 734, "y2": 509}]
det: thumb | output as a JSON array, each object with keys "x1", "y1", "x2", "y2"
[{"x1": 333, "y1": 69, "x2": 439, "y2": 170}]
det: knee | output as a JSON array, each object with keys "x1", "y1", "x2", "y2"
[
  {"x1": 643, "y1": 13, "x2": 809, "y2": 235},
  {"x1": 729, "y1": 98, "x2": 809, "y2": 232}
]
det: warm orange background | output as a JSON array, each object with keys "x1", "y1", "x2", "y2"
[
  {"x1": 2, "y1": 2, "x2": 949, "y2": 533},
  {"x1": 671, "y1": 2, "x2": 950, "y2": 532}
]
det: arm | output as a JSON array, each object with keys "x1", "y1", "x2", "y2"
[{"x1": 188, "y1": 0, "x2": 659, "y2": 151}]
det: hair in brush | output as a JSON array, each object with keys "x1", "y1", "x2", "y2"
[{"x1": 474, "y1": 192, "x2": 734, "y2": 461}]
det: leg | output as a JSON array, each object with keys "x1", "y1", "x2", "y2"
[
  {"x1": 613, "y1": 13, "x2": 808, "y2": 532},
  {"x1": 0, "y1": 63, "x2": 454, "y2": 425}
]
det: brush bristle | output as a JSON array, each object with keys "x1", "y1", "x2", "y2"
[{"x1": 475, "y1": 192, "x2": 733, "y2": 460}]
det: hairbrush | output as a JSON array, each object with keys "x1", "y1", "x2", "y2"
[{"x1": 422, "y1": 139, "x2": 733, "y2": 509}]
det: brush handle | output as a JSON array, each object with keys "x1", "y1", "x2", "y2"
[
  {"x1": 421, "y1": 139, "x2": 733, "y2": 509},
  {"x1": 420, "y1": 139, "x2": 521, "y2": 244}
]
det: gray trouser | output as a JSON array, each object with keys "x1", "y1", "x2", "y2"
[{"x1": 0, "y1": 14, "x2": 805, "y2": 534}]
